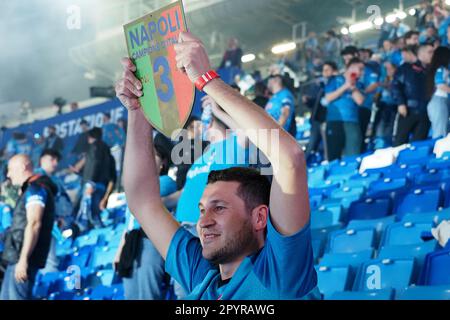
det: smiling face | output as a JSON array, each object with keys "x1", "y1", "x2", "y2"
[{"x1": 196, "y1": 181, "x2": 263, "y2": 265}]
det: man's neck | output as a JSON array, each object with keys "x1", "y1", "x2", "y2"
[{"x1": 272, "y1": 86, "x2": 283, "y2": 95}]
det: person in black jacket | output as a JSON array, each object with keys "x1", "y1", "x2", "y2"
[
  {"x1": 1, "y1": 154, "x2": 57, "y2": 300},
  {"x1": 392, "y1": 43, "x2": 434, "y2": 146},
  {"x1": 70, "y1": 127, "x2": 115, "y2": 231},
  {"x1": 43, "y1": 125, "x2": 64, "y2": 155}
]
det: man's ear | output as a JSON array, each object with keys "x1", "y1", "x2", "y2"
[{"x1": 252, "y1": 205, "x2": 269, "y2": 232}]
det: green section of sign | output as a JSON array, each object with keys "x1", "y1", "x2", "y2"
[{"x1": 125, "y1": 22, "x2": 163, "y2": 130}]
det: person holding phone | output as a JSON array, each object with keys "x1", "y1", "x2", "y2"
[{"x1": 322, "y1": 58, "x2": 366, "y2": 161}]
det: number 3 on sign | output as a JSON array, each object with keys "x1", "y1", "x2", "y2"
[{"x1": 153, "y1": 56, "x2": 174, "y2": 103}]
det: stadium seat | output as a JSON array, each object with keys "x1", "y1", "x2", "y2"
[
  {"x1": 344, "y1": 172, "x2": 381, "y2": 189},
  {"x1": 367, "y1": 178, "x2": 408, "y2": 198},
  {"x1": 329, "y1": 288, "x2": 394, "y2": 300},
  {"x1": 61, "y1": 245, "x2": 94, "y2": 269},
  {"x1": 377, "y1": 240, "x2": 437, "y2": 282},
  {"x1": 396, "y1": 145, "x2": 431, "y2": 166},
  {"x1": 309, "y1": 181, "x2": 341, "y2": 197},
  {"x1": 326, "y1": 161, "x2": 360, "y2": 182},
  {"x1": 380, "y1": 221, "x2": 434, "y2": 247},
  {"x1": 315, "y1": 265, "x2": 351, "y2": 299},
  {"x1": 89, "y1": 246, "x2": 118, "y2": 269},
  {"x1": 319, "y1": 250, "x2": 373, "y2": 269},
  {"x1": 33, "y1": 272, "x2": 64, "y2": 299},
  {"x1": 414, "y1": 169, "x2": 450, "y2": 187},
  {"x1": 326, "y1": 227, "x2": 376, "y2": 254},
  {"x1": 427, "y1": 155, "x2": 450, "y2": 170},
  {"x1": 73, "y1": 234, "x2": 100, "y2": 249},
  {"x1": 83, "y1": 285, "x2": 116, "y2": 300},
  {"x1": 347, "y1": 197, "x2": 392, "y2": 221},
  {"x1": 311, "y1": 209, "x2": 342, "y2": 229},
  {"x1": 353, "y1": 258, "x2": 415, "y2": 291},
  {"x1": 347, "y1": 216, "x2": 396, "y2": 245},
  {"x1": 307, "y1": 166, "x2": 326, "y2": 186},
  {"x1": 48, "y1": 292, "x2": 77, "y2": 300},
  {"x1": 397, "y1": 285, "x2": 450, "y2": 300},
  {"x1": 312, "y1": 239, "x2": 324, "y2": 262},
  {"x1": 418, "y1": 247, "x2": 450, "y2": 286},
  {"x1": 393, "y1": 188, "x2": 442, "y2": 219}
]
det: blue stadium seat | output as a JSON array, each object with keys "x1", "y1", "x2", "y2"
[
  {"x1": 330, "y1": 186, "x2": 365, "y2": 200},
  {"x1": 380, "y1": 221, "x2": 434, "y2": 247},
  {"x1": 326, "y1": 227, "x2": 376, "y2": 254},
  {"x1": 89, "y1": 246, "x2": 118, "y2": 269},
  {"x1": 414, "y1": 169, "x2": 450, "y2": 187},
  {"x1": 367, "y1": 178, "x2": 408, "y2": 197},
  {"x1": 309, "y1": 181, "x2": 341, "y2": 197},
  {"x1": 396, "y1": 145, "x2": 432, "y2": 166},
  {"x1": 327, "y1": 161, "x2": 359, "y2": 177},
  {"x1": 73, "y1": 234, "x2": 100, "y2": 249},
  {"x1": 61, "y1": 245, "x2": 94, "y2": 269},
  {"x1": 347, "y1": 216, "x2": 396, "y2": 245},
  {"x1": 347, "y1": 197, "x2": 392, "y2": 221},
  {"x1": 55, "y1": 238, "x2": 74, "y2": 258},
  {"x1": 84, "y1": 285, "x2": 116, "y2": 300},
  {"x1": 382, "y1": 164, "x2": 424, "y2": 180},
  {"x1": 312, "y1": 239, "x2": 324, "y2": 262},
  {"x1": 319, "y1": 250, "x2": 373, "y2": 269},
  {"x1": 401, "y1": 207, "x2": 450, "y2": 224},
  {"x1": 329, "y1": 288, "x2": 394, "y2": 300},
  {"x1": 33, "y1": 272, "x2": 64, "y2": 299},
  {"x1": 419, "y1": 247, "x2": 450, "y2": 286},
  {"x1": 353, "y1": 258, "x2": 415, "y2": 291},
  {"x1": 427, "y1": 155, "x2": 450, "y2": 170},
  {"x1": 315, "y1": 265, "x2": 351, "y2": 299},
  {"x1": 394, "y1": 188, "x2": 442, "y2": 219},
  {"x1": 377, "y1": 240, "x2": 437, "y2": 282},
  {"x1": 345, "y1": 172, "x2": 381, "y2": 189},
  {"x1": 48, "y1": 291, "x2": 77, "y2": 300},
  {"x1": 311, "y1": 225, "x2": 342, "y2": 241},
  {"x1": 311, "y1": 206, "x2": 342, "y2": 229},
  {"x1": 397, "y1": 285, "x2": 450, "y2": 300},
  {"x1": 307, "y1": 166, "x2": 326, "y2": 186}
]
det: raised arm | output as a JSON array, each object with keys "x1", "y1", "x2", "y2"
[
  {"x1": 116, "y1": 58, "x2": 180, "y2": 259},
  {"x1": 175, "y1": 32, "x2": 309, "y2": 235}
]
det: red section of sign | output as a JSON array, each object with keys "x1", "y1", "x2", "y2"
[{"x1": 161, "y1": 4, "x2": 193, "y2": 124}]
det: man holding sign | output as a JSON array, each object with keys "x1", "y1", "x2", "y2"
[{"x1": 116, "y1": 31, "x2": 318, "y2": 299}]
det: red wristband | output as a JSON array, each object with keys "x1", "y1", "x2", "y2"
[{"x1": 195, "y1": 70, "x2": 220, "y2": 91}]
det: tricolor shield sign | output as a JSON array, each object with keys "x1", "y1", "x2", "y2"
[{"x1": 124, "y1": 0, "x2": 194, "y2": 138}]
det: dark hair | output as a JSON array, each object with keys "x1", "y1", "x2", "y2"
[
  {"x1": 231, "y1": 84, "x2": 241, "y2": 91},
  {"x1": 341, "y1": 46, "x2": 359, "y2": 57},
  {"x1": 254, "y1": 81, "x2": 267, "y2": 97},
  {"x1": 323, "y1": 61, "x2": 339, "y2": 71},
  {"x1": 207, "y1": 167, "x2": 271, "y2": 213},
  {"x1": 154, "y1": 133, "x2": 173, "y2": 175},
  {"x1": 402, "y1": 44, "x2": 418, "y2": 56},
  {"x1": 326, "y1": 30, "x2": 336, "y2": 37},
  {"x1": 103, "y1": 112, "x2": 111, "y2": 119},
  {"x1": 87, "y1": 127, "x2": 103, "y2": 140},
  {"x1": 405, "y1": 30, "x2": 420, "y2": 40},
  {"x1": 347, "y1": 57, "x2": 364, "y2": 68},
  {"x1": 426, "y1": 46, "x2": 450, "y2": 98},
  {"x1": 80, "y1": 119, "x2": 89, "y2": 126},
  {"x1": 40, "y1": 148, "x2": 61, "y2": 161}
]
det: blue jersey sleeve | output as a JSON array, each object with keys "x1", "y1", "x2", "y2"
[
  {"x1": 253, "y1": 217, "x2": 318, "y2": 298},
  {"x1": 25, "y1": 184, "x2": 48, "y2": 209},
  {"x1": 165, "y1": 227, "x2": 214, "y2": 293},
  {"x1": 324, "y1": 76, "x2": 339, "y2": 94}
]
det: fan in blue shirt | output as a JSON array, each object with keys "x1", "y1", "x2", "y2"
[
  {"x1": 117, "y1": 32, "x2": 318, "y2": 301},
  {"x1": 265, "y1": 75, "x2": 295, "y2": 132}
]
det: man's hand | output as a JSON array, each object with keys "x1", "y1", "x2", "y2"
[
  {"x1": 115, "y1": 58, "x2": 143, "y2": 111},
  {"x1": 174, "y1": 32, "x2": 212, "y2": 83},
  {"x1": 15, "y1": 258, "x2": 28, "y2": 283},
  {"x1": 398, "y1": 105, "x2": 408, "y2": 117}
]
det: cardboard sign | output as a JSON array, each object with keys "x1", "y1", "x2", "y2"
[{"x1": 124, "y1": 0, "x2": 194, "y2": 138}]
